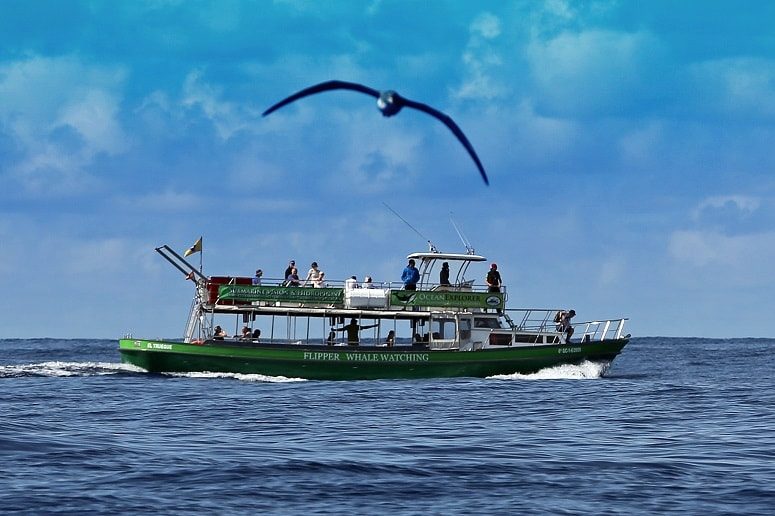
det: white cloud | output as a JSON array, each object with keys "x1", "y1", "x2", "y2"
[
  {"x1": 181, "y1": 70, "x2": 260, "y2": 140},
  {"x1": 337, "y1": 112, "x2": 422, "y2": 192},
  {"x1": 618, "y1": 121, "x2": 665, "y2": 163},
  {"x1": 692, "y1": 195, "x2": 760, "y2": 221},
  {"x1": 452, "y1": 12, "x2": 507, "y2": 101},
  {"x1": 471, "y1": 12, "x2": 501, "y2": 39},
  {"x1": 668, "y1": 229, "x2": 775, "y2": 286},
  {"x1": 118, "y1": 190, "x2": 205, "y2": 212},
  {"x1": 0, "y1": 55, "x2": 127, "y2": 195},
  {"x1": 526, "y1": 29, "x2": 662, "y2": 115},
  {"x1": 688, "y1": 58, "x2": 775, "y2": 118},
  {"x1": 56, "y1": 89, "x2": 127, "y2": 156}
]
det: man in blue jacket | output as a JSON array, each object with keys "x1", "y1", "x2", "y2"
[{"x1": 402, "y1": 259, "x2": 420, "y2": 290}]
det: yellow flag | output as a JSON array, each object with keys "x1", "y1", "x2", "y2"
[{"x1": 184, "y1": 236, "x2": 202, "y2": 257}]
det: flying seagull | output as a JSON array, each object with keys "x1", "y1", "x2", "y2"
[{"x1": 262, "y1": 80, "x2": 489, "y2": 186}]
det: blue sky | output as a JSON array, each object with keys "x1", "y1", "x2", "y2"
[{"x1": 2, "y1": 1, "x2": 775, "y2": 338}]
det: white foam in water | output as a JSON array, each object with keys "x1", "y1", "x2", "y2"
[
  {"x1": 488, "y1": 360, "x2": 610, "y2": 380},
  {"x1": 164, "y1": 371, "x2": 307, "y2": 383},
  {"x1": 0, "y1": 361, "x2": 145, "y2": 377}
]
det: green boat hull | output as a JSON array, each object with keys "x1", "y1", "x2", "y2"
[{"x1": 118, "y1": 338, "x2": 629, "y2": 380}]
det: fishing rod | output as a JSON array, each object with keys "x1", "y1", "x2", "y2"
[
  {"x1": 449, "y1": 212, "x2": 475, "y2": 255},
  {"x1": 382, "y1": 202, "x2": 438, "y2": 252}
]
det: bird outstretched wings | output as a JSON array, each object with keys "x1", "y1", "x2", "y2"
[
  {"x1": 263, "y1": 80, "x2": 489, "y2": 185},
  {"x1": 262, "y1": 81, "x2": 379, "y2": 116}
]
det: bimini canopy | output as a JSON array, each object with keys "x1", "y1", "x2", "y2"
[{"x1": 406, "y1": 252, "x2": 487, "y2": 262}]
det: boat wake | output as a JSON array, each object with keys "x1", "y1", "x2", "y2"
[
  {"x1": 0, "y1": 361, "x2": 145, "y2": 378},
  {"x1": 489, "y1": 360, "x2": 610, "y2": 381},
  {"x1": 163, "y1": 371, "x2": 307, "y2": 383}
]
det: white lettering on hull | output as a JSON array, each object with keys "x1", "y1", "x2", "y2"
[{"x1": 303, "y1": 352, "x2": 430, "y2": 362}]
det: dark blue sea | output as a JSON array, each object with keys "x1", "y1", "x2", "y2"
[{"x1": 1, "y1": 338, "x2": 773, "y2": 515}]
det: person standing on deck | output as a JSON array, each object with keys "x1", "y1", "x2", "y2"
[
  {"x1": 439, "y1": 262, "x2": 451, "y2": 288},
  {"x1": 252, "y1": 269, "x2": 263, "y2": 286},
  {"x1": 333, "y1": 318, "x2": 379, "y2": 346},
  {"x1": 402, "y1": 259, "x2": 420, "y2": 290},
  {"x1": 303, "y1": 262, "x2": 323, "y2": 287},
  {"x1": 486, "y1": 263, "x2": 502, "y2": 293}
]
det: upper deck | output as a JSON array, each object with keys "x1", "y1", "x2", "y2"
[{"x1": 201, "y1": 250, "x2": 503, "y2": 314}]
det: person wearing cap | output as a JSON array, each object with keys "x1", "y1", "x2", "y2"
[
  {"x1": 284, "y1": 260, "x2": 295, "y2": 282},
  {"x1": 486, "y1": 263, "x2": 502, "y2": 293},
  {"x1": 252, "y1": 269, "x2": 263, "y2": 286}
]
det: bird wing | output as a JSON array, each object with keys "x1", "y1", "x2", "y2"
[
  {"x1": 262, "y1": 80, "x2": 380, "y2": 116},
  {"x1": 402, "y1": 98, "x2": 490, "y2": 185}
]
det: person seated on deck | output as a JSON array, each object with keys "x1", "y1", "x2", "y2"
[
  {"x1": 386, "y1": 330, "x2": 395, "y2": 347},
  {"x1": 326, "y1": 330, "x2": 337, "y2": 346},
  {"x1": 362, "y1": 276, "x2": 374, "y2": 289},
  {"x1": 284, "y1": 260, "x2": 295, "y2": 282},
  {"x1": 240, "y1": 326, "x2": 252, "y2": 340},
  {"x1": 213, "y1": 325, "x2": 228, "y2": 340},
  {"x1": 560, "y1": 309, "x2": 576, "y2": 343},
  {"x1": 285, "y1": 267, "x2": 301, "y2": 287},
  {"x1": 344, "y1": 275, "x2": 358, "y2": 290},
  {"x1": 332, "y1": 318, "x2": 379, "y2": 346},
  {"x1": 252, "y1": 328, "x2": 261, "y2": 341}
]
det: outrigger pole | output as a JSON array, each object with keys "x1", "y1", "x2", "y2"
[
  {"x1": 383, "y1": 202, "x2": 438, "y2": 253},
  {"x1": 450, "y1": 212, "x2": 475, "y2": 255},
  {"x1": 155, "y1": 245, "x2": 207, "y2": 281}
]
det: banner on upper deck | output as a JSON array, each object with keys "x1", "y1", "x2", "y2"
[
  {"x1": 390, "y1": 290, "x2": 503, "y2": 309},
  {"x1": 218, "y1": 285, "x2": 345, "y2": 304}
]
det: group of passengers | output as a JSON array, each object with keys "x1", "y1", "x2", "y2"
[
  {"x1": 251, "y1": 259, "x2": 380, "y2": 289},
  {"x1": 213, "y1": 325, "x2": 261, "y2": 342},
  {"x1": 247, "y1": 258, "x2": 506, "y2": 293}
]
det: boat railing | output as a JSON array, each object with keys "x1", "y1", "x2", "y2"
[
  {"x1": 205, "y1": 275, "x2": 508, "y2": 311},
  {"x1": 577, "y1": 318, "x2": 629, "y2": 342},
  {"x1": 504, "y1": 308, "x2": 628, "y2": 342}
]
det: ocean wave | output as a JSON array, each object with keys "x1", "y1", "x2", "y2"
[
  {"x1": 162, "y1": 371, "x2": 307, "y2": 383},
  {"x1": 0, "y1": 361, "x2": 145, "y2": 378},
  {"x1": 488, "y1": 360, "x2": 610, "y2": 380}
]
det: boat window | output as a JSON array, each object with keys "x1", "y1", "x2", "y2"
[
  {"x1": 459, "y1": 318, "x2": 472, "y2": 340},
  {"x1": 474, "y1": 318, "x2": 501, "y2": 329},
  {"x1": 430, "y1": 318, "x2": 454, "y2": 340}
]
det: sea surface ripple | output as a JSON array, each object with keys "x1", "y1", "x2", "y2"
[{"x1": 1, "y1": 337, "x2": 774, "y2": 515}]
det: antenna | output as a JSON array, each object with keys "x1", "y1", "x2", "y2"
[
  {"x1": 450, "y1": 212, "x2": 475, "y2": 255},
  {"x1": 383, "y1": 202, "x2": 438, "y2": 252}
]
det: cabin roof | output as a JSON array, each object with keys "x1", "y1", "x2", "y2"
[{"x1": 406, "y1": 252, "x2": 487, "y2": 262}]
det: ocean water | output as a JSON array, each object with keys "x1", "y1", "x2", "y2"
[{"x1": 1, "y1": 337, "x2": 773, "y2": 515}]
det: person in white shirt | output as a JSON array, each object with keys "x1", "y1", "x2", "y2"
[{"x1": 304, "y1": 262, "x2": 323, "y2": 287}]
